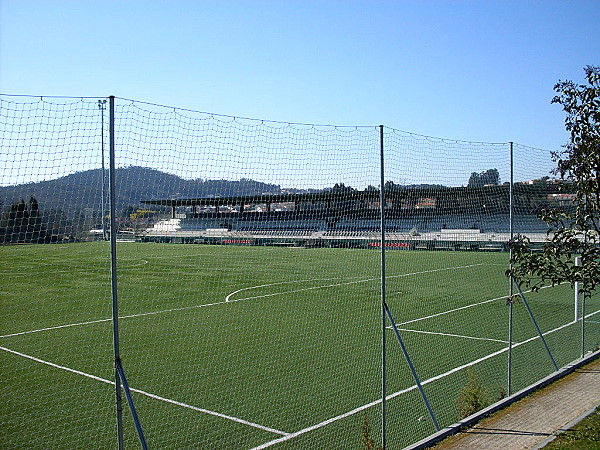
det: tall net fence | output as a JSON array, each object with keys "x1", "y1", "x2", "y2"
[
  {"x1": 1, "y1": 94, "x2": 598, "y2": 449},
  {"x1": 0, "y1": 97, "x2": 117, "y2": 447}
]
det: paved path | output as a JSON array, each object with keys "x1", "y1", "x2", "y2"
[{"x1": 435, "y1": 356, "x2": 600, "y2": 449}]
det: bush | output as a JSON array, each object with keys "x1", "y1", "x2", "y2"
[{"x1": 458, "y1": 369, "x2": 490, "y2": 419}]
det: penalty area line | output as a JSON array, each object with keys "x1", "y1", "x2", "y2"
[{"x1": 0, "y1": 346, "x2": 289, "y2": 437}]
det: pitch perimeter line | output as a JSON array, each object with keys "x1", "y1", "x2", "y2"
[
  {"x1": 251, "y1": 310, "x2": 599, "y2": 449},
  {"x1": 0, "y1": 345, "x2": 289, "y2": 437}
]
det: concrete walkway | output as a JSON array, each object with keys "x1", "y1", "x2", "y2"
[{"x1": 434, "y1": 356, "x2": 600, "y2": 449}]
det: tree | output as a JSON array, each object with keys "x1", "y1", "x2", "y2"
[
  {"x1": 508, "y1": 66, "x2": 600, "y2": 298},
  {"x1": 384, "y1": 180, "x2": 399, "y2": 192},
  {"x1": 330, "y1": 182, "x2": 355, "y2": 192},
  {"x1": 468, "y1": 169, "x2": 500, "y2": 187},
  {"x1": 0, "y1": 196, "x2": 47, "y2": 243},
  {"x1": 28, "y1": 196, "x2": 39, "y2": 217}
]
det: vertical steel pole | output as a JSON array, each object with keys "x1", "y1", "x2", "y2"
[
  {"x1": 375, "y1": 129, "x2": 440, "y2": 434},
  {"x1": 581, "y1": 202, "x2": 590, "y2": 358},
  {"x1": 108, "y1": 95, "x2": 125, "y2": 450},
  {"x1": 508, "y1": 142, "x2": 514, "y2": 395},
  {"x1": 575, "y1": 256, "x2": 581, "y2": 323},
  {"x1": 378, "y1": 125, "x2": 387, "y2": 449},
  {"x1": 581, "y1": 231, "x2": 587, "y2": 358},
  {"x1": 581, "y1": 288, "x2": 586, "y2": 359}
]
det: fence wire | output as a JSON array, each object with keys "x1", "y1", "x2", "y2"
[{"x1": 1, "y1": 94, "x2": 598, "y2": 449}]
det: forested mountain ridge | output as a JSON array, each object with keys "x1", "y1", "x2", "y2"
[{"x1": 0, "y1": 166, "x2": 283, "y2": 216}]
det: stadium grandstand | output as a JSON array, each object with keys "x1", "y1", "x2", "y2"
[{"x1": 139, "y1": 183, "x2": 564, "y2": 251}]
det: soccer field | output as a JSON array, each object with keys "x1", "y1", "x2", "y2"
[{"x1": 1, "y1": 243, "x2": 598, "y2": 449}]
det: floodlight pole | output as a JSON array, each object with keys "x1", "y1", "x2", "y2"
[
  {"x1": 99, "y1": 99, "x2": 107, "y2": 241},
  {"x1": 378, "y1": 125, "x2": 387, "y2": 449}
]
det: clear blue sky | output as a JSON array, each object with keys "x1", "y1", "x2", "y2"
[{"x1": 1, "y1": 0, "x2": 599, "y2": 151}]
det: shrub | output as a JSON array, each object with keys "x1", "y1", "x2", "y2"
[{"x1": 458, "y1": 369, "x2": 490, "y2": 419}]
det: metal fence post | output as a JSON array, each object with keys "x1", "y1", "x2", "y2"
[
  {"x1": 507, "y1": 141, "x2": 514, "y2": 395},
  {"x1": 575, "y1": 256, "x2": 581, "y2": 323},
  {"x1": 379, "y1": 125, "x2": 387, "y2": 449},
  {"x1": 109, "y1": 95, "x2": 125, "y2": 450},
  {"x1": 378, "y1": 125, "x2": 440, "y2": 437},
  {"x1": 109, "y1": 96, "x2": 148, "y2": 449}
]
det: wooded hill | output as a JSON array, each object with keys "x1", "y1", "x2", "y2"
[{"x1": 0, "y1": 166, "x2": 283, "y2": 217}]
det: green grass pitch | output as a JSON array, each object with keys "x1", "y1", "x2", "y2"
[{"x1": 1, "y1": 242, "x2": 598, "y2": 449}]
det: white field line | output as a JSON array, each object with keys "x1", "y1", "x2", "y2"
[
  {"x1": 0, "y1": 345, "x2": 289, "y2": 437},
  {"x1": 252, "y1": 312, "x2": 596, "y2": 450},
  {"x1": 389, "y1": 282, "x2": 579, "y2": 343},
  {"x1": 0, "y1": 259, "x2": 148, "y2": 276},
  {"x1": 394, "y1": 283, "x2": 562, "y2": 328},
  {"x1": 1, "y1": 263, "x2": 486, "y2": 338},
  {"x1": 224, "y1": 276, "x2": 363, "y2": 302},
  {"x1": 3, "y1": 275, "x2": 598, "y2": 444},
  {"x1": 226, "y1": 263, "x2": 486, "y2": 303},
  {"x1": 1, "y1": 318, "x2": 114, "y2": 338},
  {"x1": 395, "y1": 328, "x2": 509, "y2": 344},
  {"x1": 121, "y1": 259, "x2": 150, "y2": 268},
  {"x1": 0, "y1": 299, "x2": 236, "y2": 338},
  {"x1": 578, "y1": 309, "x2": 600, "y2": 320}
]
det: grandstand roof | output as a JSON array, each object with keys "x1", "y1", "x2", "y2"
[
  {"x1": 142, "y1": 190, "x2": 370, "y2": 207},
  {"x1": 141, "y1": 184, "x2": 537, "y2": 208}
]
